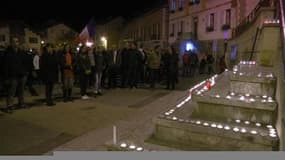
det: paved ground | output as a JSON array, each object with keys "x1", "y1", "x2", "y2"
[{"x1": 0, "y1": 75, "x2": 210, "y2": 155}]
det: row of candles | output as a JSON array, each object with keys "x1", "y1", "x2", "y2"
[
  {"x1": 202, "y1": 92, "x2": 276, "y2": 104},
  {"x1": 160, "y1": 115, "x2": 278, "y2": 139},
  {"x1": 164, "y1": 74, "x2": 219, "y2": 116},
  {"x1": 119, "y1": 142, "x2": 144, "y2": 151},
  {"x1": 233, "y1": 62, "x2": 275, "y2": 78}
]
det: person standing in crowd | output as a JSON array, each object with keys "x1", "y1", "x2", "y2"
[
  {"x1": 94, "y1": 47, "x2": 105, "y2": 95},
  {"x1": 33, "y1": 50, "x2": 41, "y2": 85},
  {"x1": 61, "y1": 45, "x2": 74, "y2": 102},
  {"x1": 23, "y1": 48, "x2": 38, "y2": 96},
  {"x1": 2, "y1": 39, "x2": 26, "y2": 113},
  {"x1": 219, "y1": 55, "x2": 227, "y2": 74},
  {"x1": 137, "y1": 45, "x2": 146, "y2": 86},
  {"x1": 166, "y1": 46, "x2": 179, "y2": 90},
  {"x1": 120, "y1": 45, "x2": 130, "y2": 88},
  {"x1": 160, "y1": 49, "x2": 168, "y2": 83},
  {"x1": 0, "y1": 46, "x2": 6, "y2": 96},
  {"x1": 88, "y1": 47, "x2": 96, "y2": 88},
  {"x1": 206, "y1": 53, "x2": 215, "y2": 74},
  {"x1": 147, "y1": 45, "x2": 161, "y2": 89},
  {"x1": 128, "y1": 42, "x2": 140, "y2": 89},
  {"x1": 199, "y1": 53, "x2": 207, "y2": 74},
  {"x1": 78, "y1": 46, "x2": 92, "y2": 100},
  {"x1": 182, "y1": 51, "x2": 190, "y2": 77},
  {"x1": 40, "y1": 44, "x2": 59, "y2": 106},
  {"x1": 108, "y1": 48, "x2": 121, "y2": 89},
  {"x1": 189, "y1": 51, "x2": 199, "y2": 77},
  {"x1": 101, "y1": 49, "x2": 109, "y2": 89}
]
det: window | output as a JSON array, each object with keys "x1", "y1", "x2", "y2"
[
  {"x1": 189, "y1": 0, "x2": 200, "y2": 5},
  {"x1": 178, "y1": 21, "x2": 184, "y2": 36},
  {"x1": 171, "y1": 0, "x2": 176, "y2": 11},
  {"x1": 222, "y1": 9, "x2": 231, "y2": 30},
  {"x1": 29, "y1": 37, "x2": 38, "y2": 44},
  {"x1": 180, "y1": 21, "x2": 184, "y2": 33},
  {"x1": 209, "y1": 13, "x2": 215, "y2": 28},
  {"x1": 179, "y1": 0, "x2": 185, "y2": 9},
  {"x1": 0, "y1": 35, "x2": 5, "y2": 42},
  {"x1": 225, "y1": 9, "x2": 231, "y2": 25},
  {"x1": 153, "y1": 24, "x2": 156, "y2": 35},
  {"x1": 157, "y1": 23, "x2": 161, "y2": 39},
  {"x1": 206, "y1": 13, "x2": 215, "y2": 32},
  {"x1": 170, "y1": 23, "x2": 175, "y2": 36}
]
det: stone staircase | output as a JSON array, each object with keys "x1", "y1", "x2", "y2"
[{"x1": 153, "y1": 62, "x2": 279, "y2": 150}]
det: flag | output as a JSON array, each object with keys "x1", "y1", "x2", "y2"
[{"x1": 76, "y1": 18, "x2": 95, "y2": 43}]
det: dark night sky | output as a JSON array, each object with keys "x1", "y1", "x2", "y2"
[{"x1": 1, "y1": 0, "x2": 165, "y2": 32}]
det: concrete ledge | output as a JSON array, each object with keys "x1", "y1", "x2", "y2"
[
  {"x1": 192, "y1": 94, "x2": 277, "y2": 124},
  {"x1": 193, "y1": 94, "x2": 277, "y2": 111},
  {"x1": 230, "y1": 74, "x2": 276, "y2": 84}
]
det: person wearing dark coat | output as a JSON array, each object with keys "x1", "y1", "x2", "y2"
[
  {"x1": 40, "y1": 45, "x2": 59, "y2": 106},
  {"x1": 120, "y1": 46, "x2": 130, "y2": 88},
  {"x1": 94, "y1": 47, "x2": 105, "y2": 95},
  {"x1": 137, "y1": 46, "x2": 146, "y2": 85},
  {"x1": 0, "y1": 46, "x2": 6, "y2": 96},
  {"x1": 128, "y1": 42, "x2": 140, "y2": 89},
  {"x1": 23, "y1": 49, "x2": 38, "y2": 96},
  {"x1": 189, "y1": 51, "x2": 199, "y2": 77},
  {"x1": 166, "y1": 46, "x2": 179, "y2": 90},
  {"x1": 108, "y1": 49, "x2": 121, "y2": 89},
  {"x1": 60, "y1": 45, "x2": 75, "y2": 102},
  {"x1": 1, "y1": 41, "x2": 26, "y2": 113},
  {"x1": 77, "y1": 46, "x2": 92, "y2": 99}
]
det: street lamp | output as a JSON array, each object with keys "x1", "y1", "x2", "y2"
[{"x1": 41, "y1": 40, "x2": 45, "y2": 45}]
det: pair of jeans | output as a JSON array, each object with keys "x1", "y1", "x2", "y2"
[
  {"x1": 95, "y1": 72, "x2": 102, "y2": 93},
  {"x1": 80, "y1": 73, "x2": 88, "y2": 96}
]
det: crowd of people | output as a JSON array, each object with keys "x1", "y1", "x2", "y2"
[
  {"x1": 0, "y1": 40, "x2": 181, "y2": 113},
  {"x1": 0, "y1": 39, "x2": 226, "y2": 114}
]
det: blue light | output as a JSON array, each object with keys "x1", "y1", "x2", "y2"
[{"x1": 186, "y1": 42, "x2": 195, "y2": 51}]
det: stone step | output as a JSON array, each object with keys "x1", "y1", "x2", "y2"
[
  {"x1": 192, "y1": 93, "x2": 277, "y2": 124},
  {"x1": 230, "y1": 63, "x2": 276, "y2": 97},
  {"x1": 153, "y1": 116, "x2": 279, "y2": 151}
]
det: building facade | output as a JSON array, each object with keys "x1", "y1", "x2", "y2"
[
  {"x1": 0, "y1": 25, "x2": 10, "y2": 47},
  {"x1": 94, "y1": 17, "x2": 125, "y2": 49},
  {"x1": 168, "y1": 0, "x2": 260, "y2": 58},
  {"x1": 121, "y1": 4, "x2": 169, "y2": 49},
  {"x1": 44, "y1": 23, "x2": 78, "y2": 46},
  {"x1": 24, "y1": 28, "x2": 41, "y2": 53}
]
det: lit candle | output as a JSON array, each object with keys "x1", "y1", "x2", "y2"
[
  {"x1": 241, "y1": 128, "x2": 247, "y2": 133},
  {"x1": 224, "y1": 126, "x2": 231, "y2": 130},
  {"x1": 244, "y1": 121, "x2": 250, "y2": 125},
  {"x1": 203, "y1": 122, "x2": 209, "y2": 126},
  {"x1": 233, "y1": 127, "x2": 239, "y2": 132},
  {"x1": 217, "y1": 124, "x2": 223, "y2": 129}
]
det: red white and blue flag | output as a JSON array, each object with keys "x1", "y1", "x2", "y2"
[{"x1": 76, "y1": 18, "x2": 95, "y2": 43}]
